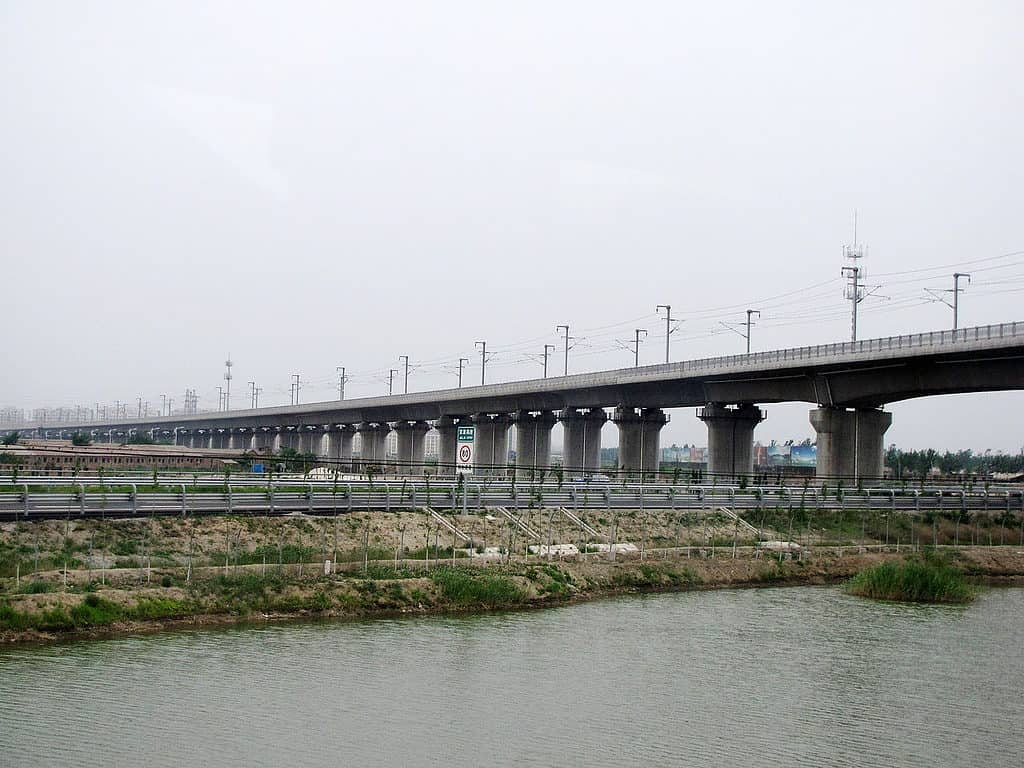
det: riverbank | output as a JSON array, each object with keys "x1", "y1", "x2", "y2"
[{"x1": 4, "y1": 547, "x2": 1023, "y2": 645}]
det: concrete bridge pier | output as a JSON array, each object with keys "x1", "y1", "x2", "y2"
[
  {"x1": 560, "y1": 407, "x2": 607, "y2": 475},
  {"x1": 395, "y1": 420, "x2": 430, "y2": 476},
  {"x1": 357, "y1": 422, "x2": 390, "y2": 471},
  {"x1": 434, "y1": 415, "x2": 462, "y2": 476},
  {"x1": 252, "y1": 428, "x2": 274, "y2": 452},
  {"x1": 810, "y1": 407, "x2": 892, "y2": 480},
  {"x1": 472, "y1": 413, "x2": 513, "y2": 476},
  {"x1": 316, "y1": 428, "x2": 332, "y2": 458},
  {"x1": 699, "y1": 403, "x2": 765, "y2": 480},
  {"x1": 514, "y1": 410, "x2": 557, "y2": 474},
  {"x1": 228, "y1": 428, "x2": 248, "y2": 451},
  {"x1": 327, "y1": 425, "x2": 355, "y2": 469},
  {"x1": 278, "y1": 427, "x2": 300, "y2": 452},
  {"x1": 613, "y1": 406, "x2": 668, "y2": 478},
  {"x1": 296, "y1": 426, "x2": 319, "y2": 455}
]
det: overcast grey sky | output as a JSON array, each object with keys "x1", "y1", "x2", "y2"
[{"x1": 2, "y1": 1, "x2": 1022, "y2": 451}]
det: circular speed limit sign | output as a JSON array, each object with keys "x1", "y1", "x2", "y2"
[{"x1": 458, "y1": 444, "x2": 472, "y2": 462}]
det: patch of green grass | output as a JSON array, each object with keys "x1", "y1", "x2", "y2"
[
  {"x1": 846, "y1": 554, "x2": 975, "y2": 604},
  {"x1": 17, "y1": 580, "x2": 55, "y2": 594},
  {"x1": 69, "y1": 594, "x2": 123, "y2": 626},
  {"x1": 609, "y1": 564, "x2": 700, "y2": 589},
  {"x1": 429, "y1": 567, "x2": 524, "y2": 608},
  {"x1": 128, "y1": 597, "x2": 192, "y2": 620}
]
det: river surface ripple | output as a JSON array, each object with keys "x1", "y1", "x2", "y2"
[{"x1": 2, "y1": 586, "x2": 1022, "y2": 767}]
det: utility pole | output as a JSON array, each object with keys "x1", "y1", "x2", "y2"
[
  {"x1": 388, "y1": 369, "x2": 398, "y2": 396},
  {"x1": 291, "y1": 374, "x2": 301, "y2": 405},
  {"x1": 223, "y1": 355, "x2": 233, "y2": 411},
  {"x1": 399, "y1": 355, "x2": 410, "y2": 394},
  {"x1": 166, "y1": 398, "x2": 173, "y2": 416},
  {"x1": 745, "y1": 309, "x2": 760, "y2": 354},
  {"x1": 556, "y1": 325, "x2": 571, "y2": 375},
  {"x1": 217, "y1": 386, "x2": 224, "y2": 411},
  {"x1": 161, "y1": 394, "x2": 167, "y2": 416},
  {"x1": 633, "y1": 328, "x2": 647, "y2": 367},
  {"x1": 137, "y1": 397, "x2": 143, "y2": 418},
  {"x1": 115, "y1": 400, "x2": 121, "y2": 419},
  {"x1": 475, "y1": 341, "x2": 488, "y2": 385},
  {"x1": 254, "y1": 386, "x2": 262, "y2": 409},
  {"x1": 248, "y1": 381, "x2": 256, "y2": 409},
  {"x1": 953, "y1": 272, "x2": 971, "y2": 330},
  {"x1": 543, "y1": 344, "x2": 556, "y2": 378},
  {"x1": 457, "y1": 358, "x2": 469, "y2": 388},
  {"x1": 656, "y1": 305, "x2": 676, "y2": 363},
  {"x1": 336, "y1": 367, "x2": 348, "y2": 400},
  {"x1": 842, "y1": 212, "x2": 866, "y2": 342}
]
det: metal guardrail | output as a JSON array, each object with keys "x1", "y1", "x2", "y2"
[
  {"x1": 673, "y1": 320, "x2": 1023, "y2": 376},
  {"x1": 3, "y1": 481, "x2": 1023, "y2": 521}
]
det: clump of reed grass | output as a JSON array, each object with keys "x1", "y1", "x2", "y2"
[
  {"x1": 846, "y1": 554, "x2": 975, "y2": 604},
  {"x1": 429, "y1": 567, "x2": 524, "y2": 608}
]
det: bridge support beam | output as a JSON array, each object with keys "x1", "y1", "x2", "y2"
[
  {"x1": 613, "y1": 406, "x2": 668, "y2": 479},
  {"x1": 560, "y1": 407, "x2": 607, "y2": 474},
  {"x1": 810, "y1": 407, "x2": 892, "y2": 481},
  {"x1": 514, "y1": 410, "x2": 557, "y2": 475},
  {"x1": 699, "y1": 403, "x2": 765, "y2": 480},
  {"x1": 472, "y1": 413, "x2": 513, "y2": 476},
  {"x1": 395, "y1": 420, "x2": 430, "y2": 476}
]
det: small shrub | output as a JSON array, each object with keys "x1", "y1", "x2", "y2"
[{"x1": 18, "y1": 580, "x2": 55, "y2": 594}]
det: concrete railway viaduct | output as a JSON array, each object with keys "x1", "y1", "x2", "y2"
[{"x1": 8, "y1": 322, "x2": 1024, "y2": 480}]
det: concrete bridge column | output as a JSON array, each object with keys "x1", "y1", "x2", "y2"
[
  {"x1": 810, "y1": 407, "x2": 892, "y2": 481},
  {"x1": 314, "y1": 427, "x2": 332, "y2": 458},
  {"x1": 252, "y1": 428, "x2": 274, "y2": 452},
  {"x1": 357, "y1": 422, "x2": 390, "y2": 471},
  {"x1": 698, "y1": 403, "x2": 765, "y2": 480},
  {"x1": 560, "y1": 407, "x2": 607, "y2": 474},
  {"x1": 394, "y1": 420, "x2": 430, "y2": 476},
  {"x1": 327, "y1": 425, "x2": 355, "y2": 469},
  {"x1": 434, "y1": 415, "x2": 463, "y2": 476},
  {"x1": 613, "y1": 406, "x2": 669, "y2": 478},
  {"x1": 472, "y1": 413, "x2": 513, "y2": 476},
  {"x1": 514, "y1": 410, "x2": 557, "y2": 474},
  {"x1": 296, "y1": 426, "x2": 320, "y2": 455},
  {"x1": 278, "y1": 427, "x2": 300, "y2": 451}
]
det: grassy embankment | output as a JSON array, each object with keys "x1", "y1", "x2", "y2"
[{"x1": 0, "y1": 556, "x2": 710, "y2": 637}]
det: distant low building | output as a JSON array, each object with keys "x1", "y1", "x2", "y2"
[{"x1": 0, "y1": 440, "x2": 241, "y2": 472}]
